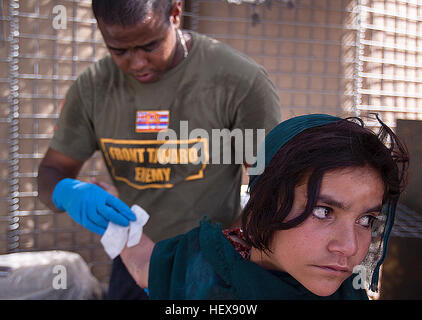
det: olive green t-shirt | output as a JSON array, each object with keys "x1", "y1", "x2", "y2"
[{"x1": 50, "y1": 31, "x2": 281, "y2": 241}]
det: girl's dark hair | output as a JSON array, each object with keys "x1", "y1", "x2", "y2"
[
  {"x1": 242, "y1": 115, "x2": 409, "y2": 253},
  {"x1": 92, "y1": 0, "x2": 175, "y2": 27}
]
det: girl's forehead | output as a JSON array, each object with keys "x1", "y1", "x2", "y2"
[
  {"x1": 297, "y1": 166, "x2": 383, "y2": 187},
  {"x1": 293, "y1": 166, "x2": 384, "y2": 206},
  {"x1": 321, "y1": 166, "x2": 383, "y2": 185}
]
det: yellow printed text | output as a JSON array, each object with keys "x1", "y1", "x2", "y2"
[
  {"x1": 134, "y1": 167, "x2": 171, "y2": 183},
  {"x1": 108, "y1": 146, "x2": 200, "y2": 164}
]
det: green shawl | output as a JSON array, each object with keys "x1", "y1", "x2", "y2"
[{"x1": 149, "y1": 219, "x2": 368, "y2": 300}]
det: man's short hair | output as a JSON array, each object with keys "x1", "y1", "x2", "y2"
[{"x1": 92, "y1": 0, "x2": 176, "y2": 26}]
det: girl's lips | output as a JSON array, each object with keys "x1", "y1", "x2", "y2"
[{"x1": 313, "y1": 265, "x2": 350, "y2": 274}]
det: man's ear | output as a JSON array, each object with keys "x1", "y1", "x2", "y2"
[{"x1": 169, "y1": 1, "x2": 183, "y2": 27}]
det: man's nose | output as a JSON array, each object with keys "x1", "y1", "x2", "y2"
[
  {"x1": 129, "y1": 49, "x2": 148, "y2": 71},
  {"x1": 327, "y1": 223, "x2": 359, "y2": 257}
]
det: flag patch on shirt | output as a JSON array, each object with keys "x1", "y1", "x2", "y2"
[{"x1": 136, "y1": 110, "x2": 169, "y2": 132}]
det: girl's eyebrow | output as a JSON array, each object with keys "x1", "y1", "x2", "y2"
[
  {"x1": 317, "y1": 194, "x2": 382, "y2": 214},
  {"x1": 318, "y1": 194, "x2": 348, "y2": 210},
  {"x1": 364, "y1": 205, "x2": 383, "y2": 214}
]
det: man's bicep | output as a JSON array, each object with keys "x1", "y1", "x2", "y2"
[{"x1": 50, "y1": 78, "x2": 98, "y2": 162}]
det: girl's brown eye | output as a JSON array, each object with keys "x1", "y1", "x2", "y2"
[
  {"x1": 312, "y1": 206, "x2": 331, "y2": 219},
  {"x1": 357, "y1": 215, "x2": 377, "y2": 228}
]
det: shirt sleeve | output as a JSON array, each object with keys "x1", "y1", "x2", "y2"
[
  {"x1": 230, "y1": 66, "x2": 282, "y2": 161},
  {"x1": 49, "y1": 73, "x2": 98, "y2": 162}
]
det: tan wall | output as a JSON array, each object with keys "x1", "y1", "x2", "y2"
[
  {"x1": 1, "y1": 0, "x2": 421, "y2": 286},
  {"x1": 193, "y1": 0, "x2": 355, "y2": 120}
]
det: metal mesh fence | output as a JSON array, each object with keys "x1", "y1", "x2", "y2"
[
  {"x1": 0, "y1": 0, "x2": 421, "y2": 285},
  {"x1": 0, "y1": 0, "x2": 112, "y2": 283},
  {"x1": 357, "y1": 0, "x2": 422, "y2": 127},
  {"x1": 185, "y1": 0, "x2": 358, "y2": 119}
]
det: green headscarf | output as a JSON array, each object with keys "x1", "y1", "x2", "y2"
[
  {"x1": 249, "y1": 114, "x2": 341, "y2": 192},
  {"x1": 248, "y1": 113, "x2": 397, "y2": 292}
]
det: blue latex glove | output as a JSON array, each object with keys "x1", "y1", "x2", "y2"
[{"x1": 52, "y1": 178, "x2": 136, "y2": 235}]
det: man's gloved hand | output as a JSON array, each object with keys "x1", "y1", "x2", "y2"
[{"x1": 52, "y1": 178, "x2": 136, "y2": 235}]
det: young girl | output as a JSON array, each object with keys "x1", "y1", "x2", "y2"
[{"x1": 119, "y1": 113, "x2": 409, "y2": 299}]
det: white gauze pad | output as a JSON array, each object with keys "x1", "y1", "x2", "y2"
[{"x1": 100, "y1": 204, "x2": 150, "y2": 259}]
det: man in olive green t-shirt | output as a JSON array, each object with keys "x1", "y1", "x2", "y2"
[{"x1": 37, "y1": 0, "x2": 281, "y2": 299}]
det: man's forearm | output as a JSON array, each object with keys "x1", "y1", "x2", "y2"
[
  {"x1": 37, "y1": 147, "x2": 84, "y2": 211},
  {"x1": 37, "y1": 165, "x2": 69, "y2": 211}
]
